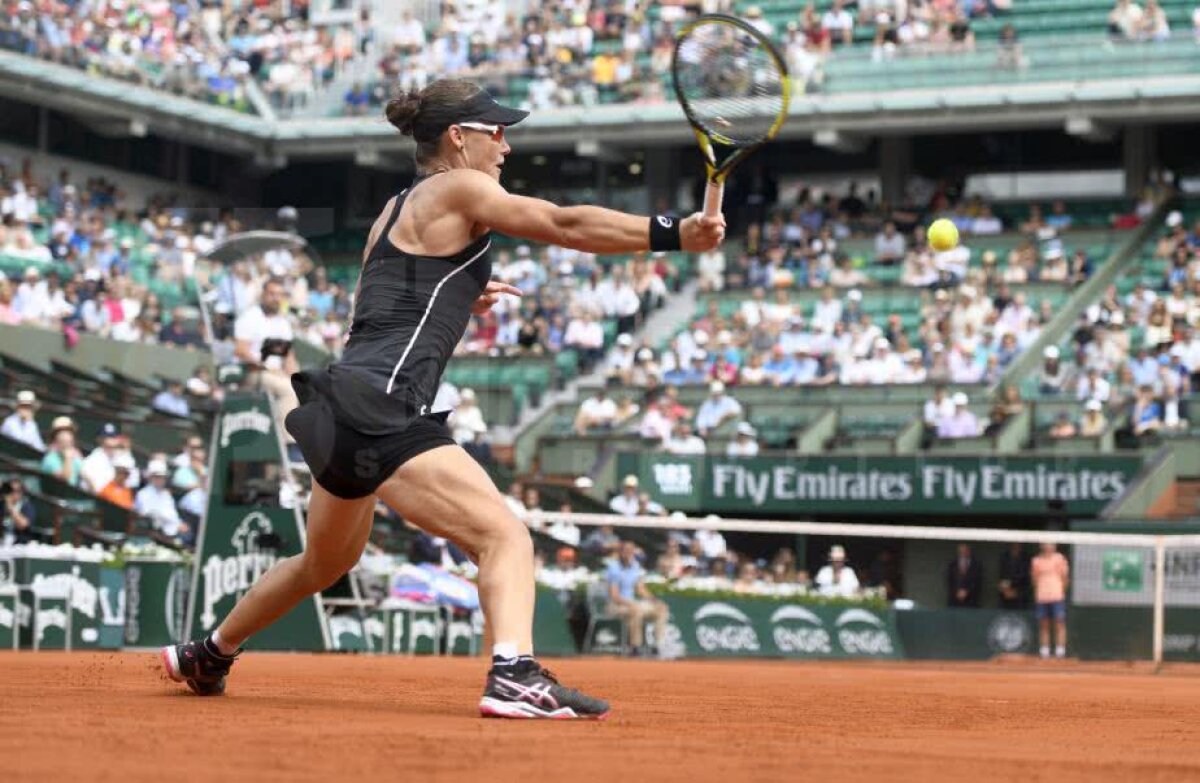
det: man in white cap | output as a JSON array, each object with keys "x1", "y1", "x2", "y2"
[
  {"x1": 1080, "y1": 398, "x2": 1108, "y2": 437},
  {"x1": 937, "y1": 392, "x2": 980, "y2": 438},
  {"x1": 727, "y1": 422, "x2": 759, "y2": 456},
  {"x1": 14, "y1": 266, "x2": 49, "y2": 323},
  {"x1": 449, "y1": 388, "x2": 488, "y2": 445},
  {"x1": 605, "y1": 333, "x2": 637, "y2": 384},
  {"x1": 81, "y1": 422, "x2": 122, "y2": 494},
  {"x1": 135, "y1": 460, "x2": 187, "y2": 543},
  {"x1": 609, "y1": 474, "x2": 641, "y2": 517},
  {"x1": 695, "y1": 381, "x2": 742, "y2": 436},
  {"x1": 1038, "y1": 345, "x2": 1068, "y2": 395},
  {"x1": 816, "y1": 545, "x2": 860, "y2": 598},
  {"x1": 1, "y1": 390, "x2": 44, "y2": 451}
]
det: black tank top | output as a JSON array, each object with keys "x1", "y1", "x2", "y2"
[{"x1": 296, "y1": 175, "x2": 492, "y2": 436}]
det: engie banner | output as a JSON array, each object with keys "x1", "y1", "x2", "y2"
[
  {"x1": 649, "y1": 595, "x2": 903, "y2": 660},
  {"x1": 617, "y1": 453, "x2": 1144, "y2": 516}
]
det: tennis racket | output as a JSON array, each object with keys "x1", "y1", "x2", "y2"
[{"x1": 671, "y1": 14, "x2": 792, "y2": 219}]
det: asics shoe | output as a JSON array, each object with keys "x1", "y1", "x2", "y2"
[
  {"x1": 161, "y1": 638, "x2": 239, "y2": 696},
  {"x1": 480, "y1": 658, "x2": 610, "y2": 720}
]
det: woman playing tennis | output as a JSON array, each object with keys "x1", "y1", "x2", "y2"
[{"x1": 161, "y1": 78, "x2": 726, "y2": 719}]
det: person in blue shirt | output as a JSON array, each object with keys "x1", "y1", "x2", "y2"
[
  {"x1": 1128, "y1": 345, "x2": 1161, "y2": 389},
  {"x1": 695, "y1": 381, "x2": 743, "y2": 436},
  {"x1": 763, "y1": 344, "x2": 797, "y2": 386},
  {"x1": 605, "y1": 541, "x2": 670, "y2": 657},
  {"x1": 1131, "y1": 385, "x2": 1163, "y2": 436}
]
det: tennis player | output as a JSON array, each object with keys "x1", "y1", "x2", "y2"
[{"x1": 161, "y1": 78, "x2": 725, "y2": 720}]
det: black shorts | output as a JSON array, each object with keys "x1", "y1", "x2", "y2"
[{"x1": 284, "y1": 371, "x2": 455, "y2": 500}]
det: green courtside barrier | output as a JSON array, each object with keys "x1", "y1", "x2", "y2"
[{"x1": 896, "y1": 609, "x2": 1039, "y2": 659}]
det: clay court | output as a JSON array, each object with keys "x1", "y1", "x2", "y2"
[{"x1": 2, "y1": 652, "x2": 1198, "y2": 782}]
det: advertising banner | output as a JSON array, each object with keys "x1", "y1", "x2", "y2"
[
  {"x1": 184, "y1": 393, "x2": 330, "y2": 650},
  {"x1": 618, "y1": 453, "x2": 1143, "y2": 516},
  {"x1": 649, "y1": 595, "x2": 903, "y2": 660}
]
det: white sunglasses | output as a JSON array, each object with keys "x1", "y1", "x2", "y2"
[{"x1": 458, "y1": 122, "x2": 505, "y2": 142}]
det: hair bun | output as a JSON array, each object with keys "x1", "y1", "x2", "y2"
[{"x1": 385, "y1": 91, "x2": 422, "y2": 136}]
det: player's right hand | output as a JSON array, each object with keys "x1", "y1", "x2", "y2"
[{"x1": 680, "y1": 213, "x2": 726, "y2": 252}]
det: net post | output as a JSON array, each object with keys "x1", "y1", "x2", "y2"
[{"x1": 1152, "y1": 536, "x2": 1166, "y2": 672}]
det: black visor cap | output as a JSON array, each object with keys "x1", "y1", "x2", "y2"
[{"x1": 412, "y1": 91, "x2": 529, "y2": 142}]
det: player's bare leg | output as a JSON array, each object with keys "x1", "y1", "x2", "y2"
[
  {"x1": 375, "y1": 445, "x2": 608, "y2": 719},
  {"x1": 161, "y1": 487, "x2": 375, "y2": 694},
  {"x1": 217, "y1": 488, "x2": 375, "y2": 645}
]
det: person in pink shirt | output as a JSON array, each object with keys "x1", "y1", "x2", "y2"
[{"x1": 1031, "y1": 542, "x2": 1070, "y2": 659}]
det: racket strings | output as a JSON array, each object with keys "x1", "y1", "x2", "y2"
[{"x1": 675, "y1": 23, "x2": 786, "y2": 145}]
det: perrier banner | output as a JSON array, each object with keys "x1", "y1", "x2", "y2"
[
  {"x1": 183, "y1": 392, "x2": 331, "y2": 650},
  {"x1": 618, "y1": 453, "x2": 1145, "y2": 516}
]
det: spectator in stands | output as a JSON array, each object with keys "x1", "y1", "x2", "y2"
[
  {"x1": 924, "y1": 386, "x2": 956, "y2": 429},
  {"x1": 98, "y1": 455, "x2": 135, "y2": 511},
  {"x1": 605, "y1": 333, "x2": 637, "y2": 384},
  {"x1": 159, "y1": 308, "x2": 202, "y2": 349},
  {"x1": 665, "y1": 420, "x2": 707, "y2": 455},
  {"x1": 172, "y1": 444, "x2": 208, "y2": 493},
  {"x1": 874, "y1": 221, "x2": 906, "y2": 265},
  {"x1": 1049, "y1": 412, "x2": 1078, "y2": 439},
  {"x1": 1080, "y1": 399, "x2": 1109, "y2": 436},
  {"x1": 1131, "y1": 384, "x2": 1163, "y2": 436},
  {"x1": 1, "y1": 478, "x2": 36, "y2": 544},
  {"x1": 727, "y1": 422, "x2": 760, "y2": 456},
  {"x1": 1040, "y1": 247, "x2": 1069, "y2": 283},
  {"x1": 1038, "y1": 346, "x2": 1069, "y2": 395},
  {"x1": 695, "y1": 381, "x2": 743, "y2": 436},
  {"x1": 81, "y1": 422, "x2": 122, "y2": 494},
  {"x1": 1193, "y1": 5, "x2": 1200, "y2": 40},
  {"x1": 610, "y1": 475, "x2": 642, "y2": 517},
  {"x1": 938, "y1": 392, "x2": 980, "y2": 438},
  {"x1": 1138, "y1": 0, "x2": 1171, "y2": 40},
  {"x1": 582, "y1": 524, "x2": 621, "y2": 559},
  {"x1": 607, "y1": 540, "x2": 671, "y2": 658},
  {"x1": 153, "y1": 379, "x2": 191, "y2": 419},
  {"x1": 449, "y1": 388, "x2": 488, "y2": 447},
  {"x1": 1108, "y1": 0, "x2": 1144, "y2": 41},
  {"x1": 41, "y1": 416, "x2": 83, "y2": 487},
  {"x1": 235, "y1": 279, "x2": 299, "y2": 424},
  {"x1": 822, "y1": 0, "x2": 855, "y2": 44},
  {"x1": 574, "y1": 387, "x2": 617, "y2": 434},
  {"x1": 697, "y1": 247, "x2": 726, "y2": 292},
  {"x1": 947, "y1": 544, "x2": 983, "y2": 607},
  {"x1": 1, "y1": 390, "x2": 44, "y2": 451},
  {"x1": 135, "y1": 461, "x2": 188, "y2": 545},
  {"x1": 1032, "y1": 542, "x2": 1070, "y2": 658},
  {"x1": 614, "y1": 395, "x2": 641, "y2": 426},
  {"x1": 815, "y1": 545, "x2": 860, "y2": 598},
  {"x1": 638, "y1": 397, "x2": 674, "y2": 444},
  {"x1": 564, "y1": 310, "x2": 605, "y2": 372},
  {"x1": 996, "y1": 24, "x2": 1024, "y2": 70}
]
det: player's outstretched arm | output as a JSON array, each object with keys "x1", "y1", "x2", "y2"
[{"x1": 448, "y1": 169, "x2": 725, "y2": 254}]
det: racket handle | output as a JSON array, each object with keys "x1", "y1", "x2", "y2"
[{"x1": 703, "y1": 181, "x2": 724, "y2": 219}]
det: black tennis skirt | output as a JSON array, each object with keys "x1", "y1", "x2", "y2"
[{"x1": 284, "y1": 366, "x2": 455, "y2": 499}]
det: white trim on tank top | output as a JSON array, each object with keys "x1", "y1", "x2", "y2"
[{"x1": 385, "y1": 239, "x2": 492, "y2": 395}]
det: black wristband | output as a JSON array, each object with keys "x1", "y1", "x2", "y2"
[{"x1": 649, "y1": 215, "x2": 682, "y2": 252}]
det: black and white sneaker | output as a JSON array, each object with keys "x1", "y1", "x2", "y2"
[
  {"x1": 161, "y1": 638, "x2": 239, "y2": 696},
  {"x1": 480, "y1": 659, "x2": 610, "y2": 720}
]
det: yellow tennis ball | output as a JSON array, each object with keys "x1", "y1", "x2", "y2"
[{"x1": 928, "y1": 219, "x2": 959, "y2": 252}]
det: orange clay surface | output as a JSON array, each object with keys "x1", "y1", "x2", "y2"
[{"x1": 2, "y1": 652, "x2": 1199, "y2": 782}]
